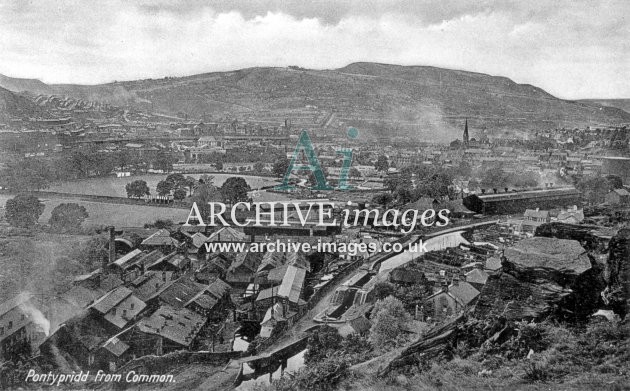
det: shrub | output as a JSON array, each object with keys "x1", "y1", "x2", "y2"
[
  {"x1": 369, "y1": 296, "x2": 412, "y2": 351},
  {"x1": 523, "y1": 360, "x2": 550, "y2": 382}
]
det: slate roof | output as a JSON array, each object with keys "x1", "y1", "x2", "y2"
[
  {"x1": 286, "y1": 252, "x2": 310, "y2": 271},
  {"x1": 89, "y1": 286, "x2": 133, "y2": 314},
  {"x1": 112, "y1": 249, "x2": 144, "y2": 268},
  {"x1": 129, "y1": 271, "x2": 175, "y2": 302},
  {"x1": 258, "y1": 252, "x2": 285, "y2": 272},
  {"x1": 141, "y1": 229, "x2": 180, "y2": 247},
  {"x1": 61, "y1": 286, "x2": 104, "y2": 309},
  {"x1": 267, "y1": 265, "x2": 289, "y2": 283},
  {"x1": 190, "y1": 233, "x2": 208, "y2": 249},
  {"x1": 476, "y1": 187, "x2": 580, "y2": 202},
  {"x1": 465, "y1": 269, "x2": 489, "y2": 285},
  {"x1": 205, "y1": 227, "x2": 246, "y2": 243},
  {"x1": 228, "y1": 252, "x2": 261, "y2": 274},
  {"x1": 277, "y1": 265, "x2": 306, "y2": 304},
  {"x1": 158, "y1": 277, "x2": 208, "y2": 309},
  {"x1": 134, "y1": 250, "x2": 165, "y2": 270},
  {"x1": 206, "y1": 278, "x2": 230, "y2": 299},
  {"x1": 102, "y1": 336, "x2": 130, "y2": 357},
  {"x1": 524, "y1": 209, "x2": 550, "y2": 219},
  {"x1": 147, "y1": 252, "x2": 189, "y2": 271},
  {"x1": 349, "y1": 316, "x2": 372, "y2": 334},
  {"x1": 185, "y1": 292, "x2": 218, "y2": 310},
  {"x1": 205, "y1": 253, "x2": 232, "y2": 272},
  {"x1": 448, "y1": 281, "x2": 480, "y2": 306},
  {"x1": 102, "y1": 294, "x2": 146, "y2": 329},
  {"x1": 137, "y1": 305, "x2": 206, "y2": 347},
  {"x1": 485, "y1": 256, "x2": 502, "y2": 271},
  {"x1": 255, "y1": 286, "x2": 276, "y2": 302},
  {"x1": 62, "y1": 314, "x2": 110, "y2": 352}
]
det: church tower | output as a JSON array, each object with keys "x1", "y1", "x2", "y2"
[{"x1": 463, "y1": 118, "x2": 470, "y2": 147}]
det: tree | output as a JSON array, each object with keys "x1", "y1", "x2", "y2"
[
  {"x1": 512, "y1": 171, "x2": 539, "y2": 188},
  {"x1": 5, "y1": 195, "x2": 45, "y2": 228},
  {"x1": 144, "y1": 219, "x2": 174, "y2": 229},
  {"x1": 577, "y1": 175, "x2": 611, "y2": 205},
  {"x1": 371, "y1": 282, "x2": 397, "y2": 301},
  {"x1": 304, "y1": 325, "x2": 343, "y2": 364},
  {"x1": 199, "y1": 174, "x2": 215, "y2": 186},
  {"x1": 221, "y1": 177, "x2": 251, "y2": 205},
  {"x1": 115, "y1": 150, "x2": 133, "y2": 171},
  {"x1": 480, "y1": 166, "x2": 511, "y2": 190},
  {"x1": 372, "y1": 193, "x2": 393, "y2": 208},
  {"x1": 349, "y1": 167, "x2": 362, "y2": 179},
  {"x1": 184, "y1": 176, "x2": 197, "y2": 194},
  {"x1": 375, "y1": 155, "x2": 389, "y2": 172},
  {"x1": 156, "y1": 180, "x2": 173, "y2": 196},
  {"x1": 272, "y1": 158, "x2": 290, "y2": 178},
  {"x1": 173, "y1": 188, "x2": 187, "y2": 201},
  {"x1": 49, "y1": 203, "x2": 89, "y2": 232},
  {"x1": 125, "y1": 180, "x2": 150, "y2": 198},
  {"x1": 153, "y1": 150, "x2": 175, "y2": 172},
  {"x1": 369, "y1": 296, "x2": 412, "y2": 351},
  {"x1": 254, "y1": 161, "x2": 265, "y2": 173},
  {"x1": 606, "y1": 175, "x2": 624, "y2": 190},
  {"x1": 165, "y1": 173, "x2": 186, "y2": 189},
  {"x1": 0, "y1": 159, "x2": 50, "y2": 191}
]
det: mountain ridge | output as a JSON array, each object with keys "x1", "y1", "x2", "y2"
[{"x1": 1, "y1": 63, "x2": 629, "y2": 140}]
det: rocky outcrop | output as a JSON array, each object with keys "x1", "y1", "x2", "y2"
[
  {"x1": 474, "y1": 272, "x2": 573, "y2": 320},
  {"x1": 502, "y1": 237, "x2": 591, "y2": 284},
  {"x1": 535, "y1": 222, "x2": 612, "y2": 252},
  {"x1": 474, "y1": 237, "x2": 603, "y2": 320},
  {"x1": 606, "y1": 229, "x2": 630, "y2": 317}
]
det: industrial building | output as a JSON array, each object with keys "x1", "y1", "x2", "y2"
[{"x1": 463, "y1": 188, "x2": 581, "y2": 215}]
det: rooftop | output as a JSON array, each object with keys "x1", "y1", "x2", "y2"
[{"x1": 137, "y1": 305, "x2": 206, "y2": 347}]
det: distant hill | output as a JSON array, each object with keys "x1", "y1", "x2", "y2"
[
  {"x1": 2, "y1": 63, "x2": 629, "y2": 141},
  {"x1": 0, "y1": 86, "x2": 48, "y2": 121},
  {"x1": 579, "y1": 99, "x2": 630, "y2": 115},
  {"x1": 0, "y1": 74, "x2": 52, "y2": 95}
]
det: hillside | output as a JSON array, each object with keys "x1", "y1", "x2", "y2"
[
  {"x1": 579, "y1": 99, "x2": 630, "y2": 115},
  {"x1": 0, "y1": 86, "x2": 48, "y2": 121},
  {"x1": 0, "y1": 74, "x2": 51, "y2": 95},
  {"x1": 2, "y1": 63, "x2": 630, "y2": 140}
]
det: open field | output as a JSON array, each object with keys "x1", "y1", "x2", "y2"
[
  {"x1": 45, "y1": 173, "x2": 280, "y2": 198},
  {"x1": 0, "y1": 194, "x2": 191, "y2": 227}
]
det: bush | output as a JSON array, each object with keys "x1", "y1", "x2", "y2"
[
  {"x1": 304, "y1": 325, "x2": 343, "y2": 365},
  {"x1": 369, "y1": 296, "x2": 412, "y2": 351},
  {"x1": 270, "y1": 356, "x2": 349, "y2": 391},
  {"x1": 523, "y1": 360, "x2": 550, "y2": 382}
]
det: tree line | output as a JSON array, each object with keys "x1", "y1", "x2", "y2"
[{"x1": 0, "y1": 149, "x2": 177, "y2": 192}]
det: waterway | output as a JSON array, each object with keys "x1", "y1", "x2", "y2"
[
  {"x1": 378, "y1": 230, "x2": 470, "y2": 273},
  {"x1": 235, "y1": 349, "x2": 306, "y2": 391}
]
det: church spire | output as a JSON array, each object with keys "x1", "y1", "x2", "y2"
[{"x1": 463, "y1": 118, "x2": 470, "y2": 146}]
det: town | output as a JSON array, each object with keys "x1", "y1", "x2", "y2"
[{"x1": 0, "y1": 84, "x2": 629, "y2": 390}]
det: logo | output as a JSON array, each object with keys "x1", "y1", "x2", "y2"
[{"x1": 274, "y1": 129, "x2": 354, "y2": 191}]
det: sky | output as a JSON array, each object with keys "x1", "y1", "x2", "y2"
[{"x1": 0, "y1": 0, "x2": 628, "y2": 99}]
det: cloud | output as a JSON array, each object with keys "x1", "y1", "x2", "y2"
[{"x1": 0, "y1": 0, "x2": 627, "y2": 98}]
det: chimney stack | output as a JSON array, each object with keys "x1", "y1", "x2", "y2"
[{"x1": 107, "y1": 226, "x2": 116, "y2": 272}]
